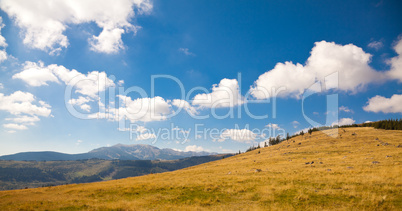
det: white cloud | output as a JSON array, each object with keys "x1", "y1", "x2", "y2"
[
  {"x1": 13, "y1": 61, "x2": 115, "y2": 99},
  {"x1": 0, "y1": 83, "x2": 3, "y2": 89},
  {"x1": 367, "y1": 40, "x2": 383, "y2": 50},
  {"x1": 115, "y1": 96, "x2": 171, "y2": 123},
  {"x1": 0, "y1": 91, "x2": 51, "y2": 131},
  {"x1": 219, "y1": 129, "x2": 257, "y2": 143},
  {"x1": 0, "y1": 0, "x2": 152, "y2": 54},
  {"x1": 363, "y1": 94, "x2": 402, "y2": 114},
  {"x1": 68, "y1": 96, "x2": 93, "y2": 112},
  {"x1": 184, "y1": 145, "x2": 204, "y2": 152},
  {"x1": 339, "y1": 106, "x2": 353, "y2": 113},
  {"x1": 12, "y1": 61, "x2": 60, "y2": 86},
  {"x1": 265, "y1": 123, "x2": 281, "y2": 130},
  {"x1": 250, "y1": 62, "x2": 313, "y2": 99},
  {"x1": 5, "y1": 115, "x2": 40, "y2": 125},
  {"x1": 0, "y1": 49, "x2": 6, "y2": 63},
  {"x1": 0, "y1": 17, "x2": 6, "y2": 48},
  {"x1": 291, "y1": 120, "x2": 300, "y2": 128},
  {"x1": 386, "y1": 37, "x2": 402, "y2": 82},
  {"x1": 332, "y1": 118, "x2": 355, "y2": 126},
  {"x1": 172, "y1": 99, "x2": 198, "y2": 115},
  {"x1": 250, "y1": 41, "x2": 385, "y2": 99},
  {"x1": 0, "y1": 91, "x2": 51, "y2": 117},
  {"x1": 192, "y1": 78, "x2": 244, "y2": 108},
  {"x1": 178, "y1": 48, "x2": 195, "y2": 56},
  {"x1": 135, "y1": 125, "x2": 148, "y2": 133},
  {"x1": 0, "y1": 17, "x2": 8, "y2": 63},
  {"x1": 51, "y1": 64, "x2": 115, "y2": 98},
  {"x1": 76, "y1": 139, "x2": 83, "y2": 146},
  {"x1": 79, "y1": 104, "x2": 91, "y2": 112},
  {"x1": 307, "y1": 41, "x2": 383, "y2": 92},
  {"x1": 3, "y1": 123, "x2": 28, "y2": 130}
]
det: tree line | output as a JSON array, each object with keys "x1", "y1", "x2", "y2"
[{"x1": 242, "y1": 119, "x2": 402, "y2": 153}]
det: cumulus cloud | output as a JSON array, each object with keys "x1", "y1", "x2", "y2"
[
  {"x1": 332, "y1": 118, "x2": 355, "y2": 126},
  {"x1": 172, "y1": 99, "x2": 198, "y2": 115},
  {"x1": 0, "y1": 17, "x2": 8, "y2": 63},
  {"x1": 363, "y1": 94, "x2": 402, "y2": 114},
  {"x1": 185, "y1": 145, "x2": 204, "y2": 152},
  {"x1": 52, "y1": 64, "x2": 115, "y2": 98},
  {"x1": 0, "y1": 91, "x2": 51, "y2": 131},
  {"x1": 115, "y1": 95, "x2": 171, "y2": 123},
  {"x1": 13, "y1": 61, "x2": 115, "y2": 101},
  {"x1": 0, "y1": 50, "x2": 6, "y2": 62},
  {"x1": 250, "y1": 62, "x2": 313, "y2": 99},
  {"x1": 0, "y1": 0, "x2": 152, "y2": 54},
  {"x1": 0, "y1": 17, "x2": 6, "y2": 47},
  {"x1": 218, "y1": 129, "x2": 257, "y2": 143},
  {"x1": 386, "y1": 37, "x2": 402, "y2": 82},
  {"x1": 250, "y1": 41, "x2": 384, "y2": 99},
  {"x1": 192, "y1": 78, "x2": 244, "y2": 108},
  {"x1": 12, "y1": 61, "x2": 60, "y2": 86},
  {"x1": 68, "y1": 96, "x2": 92, "y2": 112},
  {"x1": 0, "y1": 91, "x2": 51, "y2": 117},
  {"x1": 12, "y1": 61, "x2": 174, "y2": 123}
]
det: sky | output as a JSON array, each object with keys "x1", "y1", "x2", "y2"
[{"x1": 0, "y1": 0, "x2": 401, "y2": 156}]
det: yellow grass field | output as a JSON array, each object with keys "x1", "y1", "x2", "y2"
[{"x1": 0, "y1": 127, "x2": 401, "y2": 210}]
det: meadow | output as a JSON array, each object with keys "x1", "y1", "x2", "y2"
[{"x1": 0, "y1": 127, "x2": 401, "y2": 210}]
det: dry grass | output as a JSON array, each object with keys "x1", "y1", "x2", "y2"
[{"x1": 0, "y1": 127, "x2": 401, "y2": 210}]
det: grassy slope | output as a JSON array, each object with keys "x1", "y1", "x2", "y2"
[{"x1": 0, "y1": 127, "x2": 401, "y2": 210}]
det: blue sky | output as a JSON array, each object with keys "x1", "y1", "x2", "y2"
[{"x1": 0, "y1": 0, "x2": 401, "y2": 156}]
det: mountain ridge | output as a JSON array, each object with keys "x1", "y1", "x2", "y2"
[{"x1": 0, "y1": 144, "x2": 216, "y2": 161}]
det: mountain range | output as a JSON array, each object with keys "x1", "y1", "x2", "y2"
[{"x1": 0, "y1": 144, "x2": 216, "y2": 161}]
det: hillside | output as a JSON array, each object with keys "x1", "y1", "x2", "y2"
[
  {"x1": 0, "y1": 155, "x2": 229, "y2": 190},
  {"x1": 0, "y1": 144, "x2": 215, "y2": 161},
  {"x1": 0, "y1": 127, "x2": 401, "y2": 210}
]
